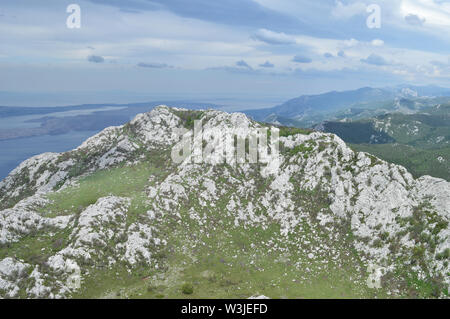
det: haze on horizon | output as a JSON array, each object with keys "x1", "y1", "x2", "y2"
[{"x1": 1, "y1": 0, "x2": 450, "y2": 106}]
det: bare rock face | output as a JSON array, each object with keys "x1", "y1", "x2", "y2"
[{"x1": 0, "y1": 106, "x2": 448, "y2": 298}]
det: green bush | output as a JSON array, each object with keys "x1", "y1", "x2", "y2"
[
  {"x1": 278, "y1": 126, "x2": 312, "y2": 137},
  {"x1": 436, "y1": 248, "x2": 449, "y2": 260},
  {"x1": 181, "y1": 283, "x2": 194, "y2": 295}
]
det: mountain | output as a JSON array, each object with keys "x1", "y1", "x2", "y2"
[
  {"x1": 315, "y1": 104, "x2": 450, "y2": 181},
  {"x1": 244, "y1": 87, "x2": 396, "y2": 120},
  {"x1": 0, "y1": 106, "x2": 449, "y2": 299},
  {"x1": 315, "y1": 104, "x2": 450, "y2": 148},
  {"x1": 243, "y1": 86, "x2": 450, "y2": 128},
  {"x1": 390, "y1": 85, "x2": 450, "y2": 97}
]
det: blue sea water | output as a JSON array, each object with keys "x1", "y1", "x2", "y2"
[
  {"x1": 0, "y1": 130, "x2": 99, "y2": 181},
  {"x1": 0, "y1": 107, "x2": 126, "y2": 181},
  {"x1": 0, "y1": 97, "x2": 275, "y2": 182}
]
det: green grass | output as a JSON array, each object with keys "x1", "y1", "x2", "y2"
[
  {"x1": 85, "y1": 224, "x2": 377, "y2": 299},
  {"x1": 374, "y1": 112, "x2": 449, "y2": 145},
  {"x1": 0, "y1": 161, "x2": 167, "y2": 296},
  {"x1": 277, "y1": 126, "x2": 313, "y2": 137},
  {"x1": 69, "y1": 167, "x2": 387, "y2": 299},
  {"x1": 40, "y1": 162, "x2": 162, "y2": 218},
  {"x1": 307, "y1": 107, "x2": 449, "y2": 181},
  {"x1": 350, "y1": 144, "x2": 450, "y2": 181},
  {"x1": 0, "y1": 225, "x2": 73, "y2": 266},
  {"x1": 321, "y1": 121, "x2": 394, "y2": 144},
  {"x1": 2, "y1": 141, "x2": 444, "y2": 298},
  {"x1": 170, "y1": 109, "x2": 205, "y2": 130}
]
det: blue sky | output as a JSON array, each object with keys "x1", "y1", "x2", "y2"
[{"x1": 1, "y1": 0, "x2": 450, "y2": 105}]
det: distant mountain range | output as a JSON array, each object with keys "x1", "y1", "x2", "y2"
[
  {"x1": 314, "y1": 104, "x2": 450, "y2": 147},
  {"x1": 242, "y1": 85, "x2": 450, "y2": 128},
  {"x1": 240, "y1": 86, "x2": 450, "y2": 181},
  {"x1": 316, "y1": 104, "x2": 450, "y2": 181},
  {"x1": 1, "y1": 85, "x2": 449, "y2": 181}
]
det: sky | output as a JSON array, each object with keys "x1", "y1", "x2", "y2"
[{"x1": 1, "y1": 0, "x2": 450, "y2": 106}]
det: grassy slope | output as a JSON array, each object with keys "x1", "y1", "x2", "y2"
[
  {"x1": 350, "y1": 144, "x2": 450, "y2": 181},
  {"x1": 1, "y1": 159, "x2": 392, "y2": 299},
  {"x1": 66, "y1": 161, "x2": 446, "y2": 299},
  {"x1": 374, "y1": 113, "x2": 449, "y2": 148},
  {"x1": 2, "y1": 112, "x2": 446, "y2": 298},
  {"x1": 320, "y1": 107, "x2": 450, "y2": 181}
]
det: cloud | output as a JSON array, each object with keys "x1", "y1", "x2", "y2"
[
  {"x1": 252, "y1": 29, "x2": 296, "y2": 45},
  {"x1": 86, "y1": 0, "x2": 308, "y2": 31},
  {"x1": 206, "y1": 60, "x2": 262, "y2": 74},
  {"x1": 360, "y1": 54, "x2": 389, "y2": 66},
  {"x1": 405, "y1": 14, "x2": 426, "y2": 26},
  {"x1": 137, "y1": 62, "x2": 172, "y2": 68},
  {"x1": 4, "y1": 0, "x2": 450, "y2": 94},
  {"x1": 371, "y1": 39, "x2": 384, "y2": 46},
  {"x1": 87, "y1": 55, "x2": 105, "y2": 63},
  {"x1": 337, "y1": 50, "x2": 346, "y2": 58},
  {"x1": 430, "y1": 59, "x2": 450, "y2": 71},
  {"x1": 236, "y1": 60, "x2": 252, "y2": 69},
  {"x1": 343, "y1": 38, "x2": 359, "y2": 48},
  {"x1": 206, "y1": 66, "x2": 258, "y2": 75},
  {"x1": 259, "y1": 61, "x2": 274, "y2": 68},
  {"x1": 292, "y1": 55, "x2": 312, "y2": 63},
  {"x1": 332, "y1": 1, "x2": 366, "y2": 20},
  {"x1": 120, "y1": 8, "x2": 143, "y2": 14}
]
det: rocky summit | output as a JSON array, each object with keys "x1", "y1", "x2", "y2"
[{"x1": 0, "y1": 106, "x2": 448, "y2": 299}]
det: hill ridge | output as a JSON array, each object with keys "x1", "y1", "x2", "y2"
[{"x1": 0, "y1": 106, "x2": 448, "y2": 298}]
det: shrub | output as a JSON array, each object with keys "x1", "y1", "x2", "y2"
[
  {"x1": 412, "y1": 245, "x2": 425, "y2": 260},
  {"x1": 372, "y1": 238, "x2": 383, "y2": 248},
  {"x1": 436, "y1": 248, "x2": 450, "y2": 261},
  {"x1": 278, "y1": 126, "x2": 312, "y2": 137},
  {"x1": 181, "y1": 283, "x2": 194, "y2": 295},
  {"x1": 380, "y1": 232, "x2": 389, "y2": 241}
]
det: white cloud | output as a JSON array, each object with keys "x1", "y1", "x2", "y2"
[
  {"x1": 259, "y1": 60, "x2": 275, "y2": 67},
  {"x1": 332, "y1": 1, "x2": 367, "y2": 19},
  {"x1": 3, "y1": 0, "x2": 450, "y2": 92},
  {"x1": 405, "y1": 13, "x2": 426, "y2": 26},
  {"x1": 292, "y1": 55, "x2": 312, "y2": 63},
  {"x1": 400, "y1": 0, "x2": 450, "y2": 27},
  {"x1": 252, "y1": 29, "x2": 296, "y2": 45},
  {"x1": 87, "y1": 55, "x2": 105, "y2": 63},
  {"x1": 361, "y1": 54, "x2": 390, "y2": 66},
  {"x1": 344, "y1": 38, "x2": 360, "y2": 47},
  {"x1": 371, "y1": 39, "x2": 385, "y2": 46}
]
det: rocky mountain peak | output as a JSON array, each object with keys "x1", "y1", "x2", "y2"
[{"x1": 0, "y1": 106, "x2": 449, "y2": 298}]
